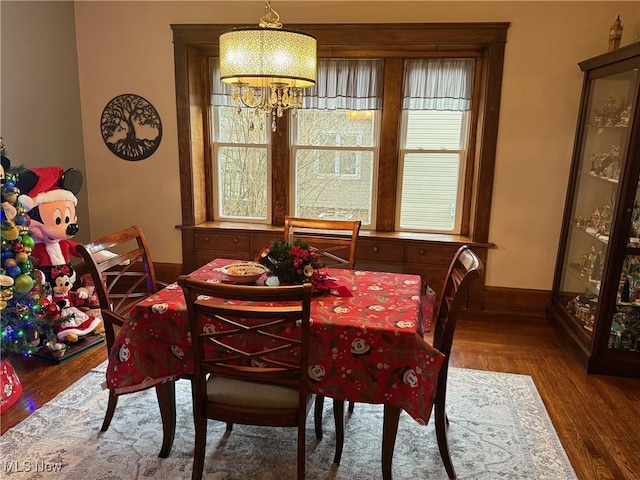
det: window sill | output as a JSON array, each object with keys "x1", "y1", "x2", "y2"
[{"x1": 177, "y1": 221, "x2": 495, "y2": 249}]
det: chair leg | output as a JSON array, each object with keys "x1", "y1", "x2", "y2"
[
  {"x1": 435, "y1": 402, "x2": 456, "y2": 479},
  {"x1": 192, "y1": 416, "x2": 208, "y2": 480},
  {"x1": 348, "y1": 401, "x2": 355, "y2": 413},
  {"x1": 314, "y1": 395, "x2": 324, "y2": 439},
  {"x1": 332, "y1": 399, "x2": 345, "y2": 464},
  {"x1": 298, "y1": 417, "x2": 306, "y2": 480},
  {"x1": 101, "y1": 389, "x2": 119, "y2": 432},
  {"x1": 156, "y1": 381, "x2": 176, "y2": 458},
  {"x1": 382, "y1": 404, "x2": 400, "y2": 480},
  {"x1": 226, "y1": 422, "x2": 233, "y2": 431}
]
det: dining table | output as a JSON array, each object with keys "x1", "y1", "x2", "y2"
[{"x1": 106, "y1": 258, "x2": 444, "y2": 478}]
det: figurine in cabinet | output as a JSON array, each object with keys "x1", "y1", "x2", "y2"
[
  {"x1": 593, "y1": 96, "x2": 625, "y2": 127},
  {"x1": 589, "y1": 152, "x2": 606, "y2": 176},
  {"x1": 611, "y1": 306, "x2": 640, "y2": 350},
  {"x1": 590, "y1": 146, "x2": 621, "y2": 179},
  {"x1": 587, "y1": 208, "x2": 602, "y2": 232},
  {"x1": 592, "y1": 249, "x2": 603, "y2": 281},
  {"x1": 568, "y1": 294, "x2": 597, "y2": 330},
  {"x1": 587, "y1": 246, "x2": 598, "y2": 270},
  {"x1": 608, "y1": 145, "x2": 622, "y2": 179},
  {"x1": 616, "y1": 105, "x2": 631, "y2": 126},
  {"x1": 579, "y1": 245, "x2": 598, "y2": 277}
]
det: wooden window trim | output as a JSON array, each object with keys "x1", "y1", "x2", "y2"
[{"x1": 172, "y1": 22, "x2": 508, "y2": 244}]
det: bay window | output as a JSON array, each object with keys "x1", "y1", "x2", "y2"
[{"x1": 173, "y1": 22, "x2": 508, "y2": 245}]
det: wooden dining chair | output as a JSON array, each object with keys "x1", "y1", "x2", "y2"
[
  {"x1": 332, "y1": 245, "x2": 483, "y2": 480},
  {"x1": 177, "y1": 276, "x2": 314, "y2": 480},
  {"x1": 425, "y1": 245, "x2": 483, "y2": 479},
  {"x1": 283, "y1": 216, "x2": 361, "y2": 441},
  {"x1": 283, "y1": 216, "x2": 361, "y2": 270},
  {"x1": 76, "y1": 226, "x2": 170, "y2": 439}
]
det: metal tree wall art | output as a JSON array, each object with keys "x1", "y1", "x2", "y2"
[{"x1": 100, "y1": 94, "x2": 162, "y2": 161}]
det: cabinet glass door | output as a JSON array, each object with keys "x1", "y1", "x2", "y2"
[{"x1": 558, "y1": 68, "x2": 637, "y2": 338}]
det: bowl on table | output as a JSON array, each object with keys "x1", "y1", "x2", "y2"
[{"x1": 221, "y1": 262, "x2": 267, "y2": 284}]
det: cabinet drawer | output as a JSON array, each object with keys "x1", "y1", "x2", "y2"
[
  {"x1": 251, "y1": 233, "x2": 281, "y2": 254},
  {"x1": 356, "y1": 241, "x2": 404, "y2": 263},
  {"x1": 405, "y1": 244, "x2": 459, "y2": 266},
  {"x1": 195, "y1": 233, "x2": 250, "y2": 252}
]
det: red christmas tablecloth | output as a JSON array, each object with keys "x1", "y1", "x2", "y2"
[{"x1": 107, "y1": 259, "x2": 443, "y2": 424}]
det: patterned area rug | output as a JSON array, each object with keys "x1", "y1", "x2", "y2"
[{"x1": 1, "y1": 363, "x2": 577, "y2": 479}]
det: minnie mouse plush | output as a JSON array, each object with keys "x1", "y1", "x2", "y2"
[{"x1": 49, "y1": 265, "x2": 102, "y2": 343}]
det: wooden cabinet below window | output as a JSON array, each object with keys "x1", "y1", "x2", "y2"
[{"x1": 180, "y1": 222, "x2": 490, "y2": 309}]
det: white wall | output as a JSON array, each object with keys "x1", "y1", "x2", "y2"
[{"x1": 4, "y1": 1, "x2": 640, "y2": 290}]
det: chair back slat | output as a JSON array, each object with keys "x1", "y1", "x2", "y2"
[
  {"x1": 76, "y1": 225, "x2": 161, "y2": 350},
  {"x1": 283, "y1": 216, "x2": 361, "y2": 269},
  {"x1": 433, "y1": 246, "x2": 483, "y2": 356},
  {"x1": 179, "y1": 277, "x2": 313, "y2": 388}
]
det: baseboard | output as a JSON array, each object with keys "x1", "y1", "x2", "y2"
[
  {"x1": 155, "y1": 262, "x2": 183, "y2": 284},
  {"x1": 480, "y1": 286, "x2": 550, "y2": 317}
]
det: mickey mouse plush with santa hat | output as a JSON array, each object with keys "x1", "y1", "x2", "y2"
[
  {"x1": 16, "y1": 166, "x2": 111, "y2": 343},
  {"x1": 16, "y1": 166, "x2": 84, "y2": 286}
]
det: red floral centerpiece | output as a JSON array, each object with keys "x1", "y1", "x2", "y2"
[{"x1": 256, "y1": 239, "x2": 323, "y2": 284}]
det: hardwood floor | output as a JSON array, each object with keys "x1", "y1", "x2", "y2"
[
  {"x1": 1, "y1": 313, "x2": 639, "y2": 479},
  {"x1": 0, "y1": 341, "x2": 107, "y2": 436}
]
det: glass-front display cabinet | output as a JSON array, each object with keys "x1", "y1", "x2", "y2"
[{"x1": 548, "y1": 43, "x2": 640, "y2": 378}]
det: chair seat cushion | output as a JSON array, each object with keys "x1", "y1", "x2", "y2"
[{"x1": 206, "y1": 376, "x2": 302, "y2": 409}]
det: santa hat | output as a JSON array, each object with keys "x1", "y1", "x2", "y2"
[{"x1": 17, "y1": 166, "x2": 82, "y2": 212}]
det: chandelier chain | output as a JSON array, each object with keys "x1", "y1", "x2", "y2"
[{"x1": 259, "y1": 1, "x2": 282, "y2": 29}]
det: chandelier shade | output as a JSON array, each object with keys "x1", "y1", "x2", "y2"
[
  {"x1": 217, "y1": 1, "x2": 317, "y2": 132},
  {"x1": 219, "y1": 27, "x2": 317, "y2": 88}
]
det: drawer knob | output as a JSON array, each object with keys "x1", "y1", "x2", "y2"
[
  {"x1": 372, "y1": 246, "x2": 379, "y2": 252},
  {"x1": 419, "y1": 249, "x2": 425, "y2": 255},
  {"x1": 204, "y1": 236, "x2": 210, "y2": 242},
  {"x1": 233, "y1": 237, "x2": 239, "y2": 243}
]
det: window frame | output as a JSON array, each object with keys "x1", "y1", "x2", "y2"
[
  {"x1": 210, "y1": 104, "x2": 272, "y2": 223},
  {"x1": 397, "y1": 109, "x2": 471, "y2": 233},
  {"x1": 172, "y1": 23, "x2": 508, "y2": 244}
]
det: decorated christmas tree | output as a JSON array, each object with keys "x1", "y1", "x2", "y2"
[{"x1": 1, "y1": 140, "x2": 55, "y2": 356}]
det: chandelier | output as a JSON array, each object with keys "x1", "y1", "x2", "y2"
[{"x1": 219, "y1": 1, "x2": 317, "y2": 132}]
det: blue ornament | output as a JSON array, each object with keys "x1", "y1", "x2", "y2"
[
  {"x1": 6, "y1": 266, "x2": 21, "y2": 278},
  {"x1": 13, "y1": 214, "x2": 28, "y2": 226},
  {"x1": 5, "y1": 180, "x2": 15, "y2": 189},
  {"x1": 2, "y1": 249, "x2": 15, "y2": 261}
]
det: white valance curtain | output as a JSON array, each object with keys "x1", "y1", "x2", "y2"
[
  {"x1": 212, "y1": 57, "x2": 474, "y2": 111},
  {"x1": 403, "y1": 59, "x2": 475, "y2": 111},
  {"x1": 211, "y1": 58, "x2": 383, "y2": 110},
  {"x1": 303, "y1": 59, "x2": 383, "y2": 110},
  {"x1": 210, "y1": 59, "x2": 234, "y2": 107}
]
